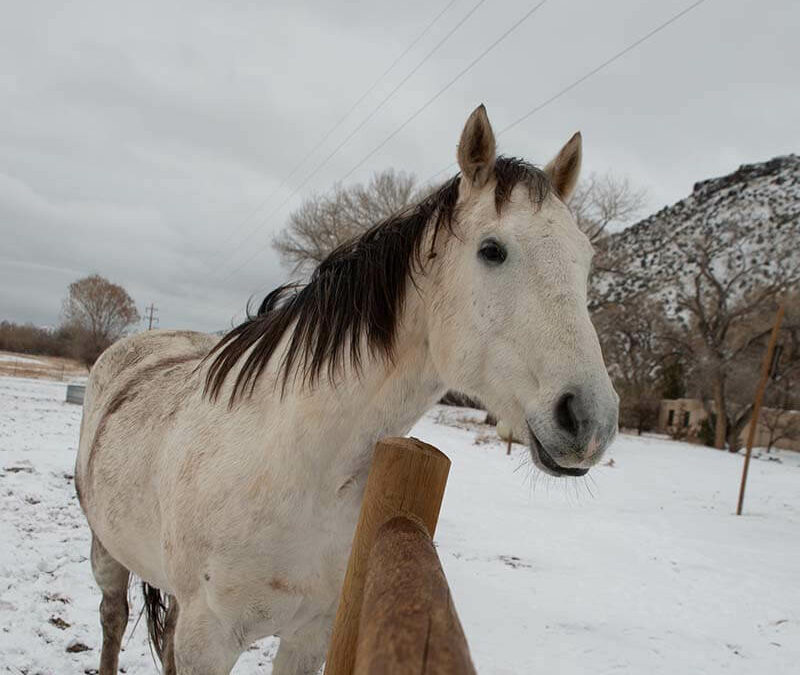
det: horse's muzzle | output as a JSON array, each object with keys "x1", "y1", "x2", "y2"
[{"x1": 526, "y1": 386, "x2": 618, "y2": 477}]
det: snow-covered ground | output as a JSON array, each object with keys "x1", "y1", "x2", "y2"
[{"x1": 1, "y1": 376, "x2": 798, "y2": 674}]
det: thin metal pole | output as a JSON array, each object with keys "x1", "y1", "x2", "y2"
[
  {"x1": 736, "y1": 302, "x2": 785, "y2": 515},
  {"x1": 145, "y1": 303, "x2": 158, "y2": 330}
]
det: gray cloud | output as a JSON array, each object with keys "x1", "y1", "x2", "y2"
[{"x1": 2, "y1": 0, "x2": 798, "y2": 332}]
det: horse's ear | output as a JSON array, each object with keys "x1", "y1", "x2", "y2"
[
  {"x1": 545, "y1": 132, "x2": 582, "y2": 201},
  {"x1": 457, "y1": 104, "x2": 496, "y2": 189}
]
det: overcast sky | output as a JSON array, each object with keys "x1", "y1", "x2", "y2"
[{"x1": 1, "y1": 0, "x2": 798, "y2": 332}]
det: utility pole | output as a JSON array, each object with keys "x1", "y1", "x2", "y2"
[
  {"x1": 144, "y1": 303, "x2": 159, "y2": 331},
  {"x1": 736, "y1": 301, "x2": 785, "y2": 516}
]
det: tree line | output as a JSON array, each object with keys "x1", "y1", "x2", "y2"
[{"x1": 1, "y1": 274, "x2": 139, "y2": 368}]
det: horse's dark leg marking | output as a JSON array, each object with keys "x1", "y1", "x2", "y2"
[
  {"x1": 91, "y1": 534, "x2": 130, "y2": 675},
  {"x1": 162, "y1": 596, "x2": 180, "y2": 675}
]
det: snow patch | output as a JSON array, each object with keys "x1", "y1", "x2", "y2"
[{"x1": 0, "y1": 378, "x2": 798, "y2": 674}]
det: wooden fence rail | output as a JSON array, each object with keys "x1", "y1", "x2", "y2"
[{"x1": 325, "y1": 437, "x2": 477, "y2": 675}]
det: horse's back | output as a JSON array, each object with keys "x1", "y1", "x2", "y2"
[
  {"x1": 79, "y1": 330, "x2": 214, "y2": 450},
  {"x1": 84, "y1": 330, "x2": 215, "y2": 400},
  {"x1": 76, "y1": 330, "x2": 216, "y2": 584}
]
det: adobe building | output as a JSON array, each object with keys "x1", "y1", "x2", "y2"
[{"x1": 658, "y1": 399, "x2": 800, "y2": 451}]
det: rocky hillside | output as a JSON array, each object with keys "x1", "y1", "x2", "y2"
[{"x1": 592, "y1": 154, "x2": 800, "y2": 309}]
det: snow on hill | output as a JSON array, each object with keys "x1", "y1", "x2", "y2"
[
  {"x1": 592, "y1": 154, "x2": 800, "y2": 308},
  {"x1": 1, "y1": 376, "x2": 799, "y2": 674}
]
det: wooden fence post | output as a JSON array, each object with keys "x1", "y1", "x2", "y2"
[
  {"x1": 354, "y1": 517, "x2": 477, "y2": 675},
  {"x1": 736, "y1": 302, "x2": 785, "y2": 515},
  {"x1": 324, "y1": 437, "x2": 451, "y2": 675}
]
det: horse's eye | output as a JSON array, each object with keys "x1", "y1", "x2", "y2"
[{"x1": 478, "y1": 240, "x2": 507, "y2": 265}]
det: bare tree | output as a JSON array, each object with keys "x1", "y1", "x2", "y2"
[
  {"x1": 759, "y1": 294, "x2": 800, "y2": 450},
  {"x1": 768, "y1": 292, "x2": 800, "y2": 409},
  {"x1": 569, "y1": 171, "x2": 648, "y2": 242},
  {"x1": 668, "y1": 227, "x2": 800, "y2": 449},
  {"x1": 724, "y1": 401, "x2": 756, "y2": 453},
  {"x1": 760, "y1": 407, "x2": 800, "y2": 452},
  {"x1": 273, "y1": 169, "x2": 418, "y2": 270},
  {"x1": 593, "y1": 295, "x2": 673, "y2": 434},
  {"x1": 63, "y1": 274, "x2": 140, "y2": 366},
  {"x1": 275, "y1": 168, "x2": 646, "y2": 271}
]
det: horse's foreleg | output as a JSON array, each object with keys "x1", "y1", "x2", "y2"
[
  {"x1": 162, "y1": 596, "x2": 179, "y2": 675},
  {"x1": 172, "y1": 597, "x2": 242, "y2": 674},
  {"x1": 271, "y1": 613, "x2": 333, "y2": 675},
  {"x1": 90, "y1": 534, "x2": 130, "y2": 675}
]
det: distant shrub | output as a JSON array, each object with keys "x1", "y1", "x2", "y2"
[{"x1": 0, "y1": 321, "x2": 74, "y2": 357}]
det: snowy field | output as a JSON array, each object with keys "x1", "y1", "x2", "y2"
[
  {"x1": 0, "y1": 351, "x2": 87, "y2": 383},
  {"x1": 1, "y1": 376, "x2": 798, "y2": 674}
]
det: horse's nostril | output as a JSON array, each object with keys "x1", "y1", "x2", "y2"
[{"x1": 554, "y1": 393, "x2": 580, "y2": 438}]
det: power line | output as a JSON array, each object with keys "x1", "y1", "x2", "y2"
[
  {"x1": 221, "y1": 0, "x2": 712, "y2": 283},
  {"x1": 219, "y1": 0, "x2": 548, "y2": 282},
  {"x1": 337, "y1": 0, "x2": 549, "y2": 184},
  {"x1": 499, "y1": 0, "x2": 711, "y2": 136},
  {"x1": 216, "y1": 0, "x2": 490, "y2": 278},
  {"x1": 217, "y1": 0, "x2": 461, "y2": 253},
  {"x1": 424, "y1": 0, "x2": 713, "y2": 184}
]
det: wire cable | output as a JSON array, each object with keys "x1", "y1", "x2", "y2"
[
  {"x1": 223, "y1": 0, "x2": 711, "y2": 282},
  {"x1": 425, "y1": 0, "x2": 713, "y2": 184},
  {"x1": 216, "y1": 0, "x2": 490, "y2": 277},
  {"x1": 499, "y1": 0, "x2": 711, "y2": 136},
  {"x1": 337, "y1": 0, "x2": 549, "y2": 184},
  {"x1": 219, "y1": 0, "x2": 551, "y2": 281},
  {"x1": 217, "y1": 0, "x2": 461, "y2": 252}
]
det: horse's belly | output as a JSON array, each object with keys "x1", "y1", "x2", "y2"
[
  {"x1": 86, "y1": 475, "x2": 172, "y2": 590},
  {"x1": 81, "y1": 422, "x2": 174, "y2": 589}
]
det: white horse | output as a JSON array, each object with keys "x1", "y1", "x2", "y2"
[{"x1": 75, "y1": 105, "x2": 618, "y2": 674}]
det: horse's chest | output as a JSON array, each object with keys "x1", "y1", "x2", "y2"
[
  {"x1": 179, "y1": 449, "x2": 372, "y2": 636},
  {"x1": 206, "y1": 493, "x2": 361, "y2": 638},
  {"x1": 299, "y1": 496, "x2": 361, "y2": 582},
  {"x1": 254, "y1": 489, "x2": 363, "y2": 602}
]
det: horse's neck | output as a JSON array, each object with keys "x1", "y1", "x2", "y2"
[{"x1": 253, "y1": 291, "x2": 445, "y2": 492}]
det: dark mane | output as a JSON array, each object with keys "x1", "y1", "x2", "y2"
[{"x1": 204, "y1": 157, "x2": 550, "y2": 404}]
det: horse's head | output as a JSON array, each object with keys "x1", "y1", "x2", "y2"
[{"x1": 425, "y1": 106, "x2": 618, "y2": 476}]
